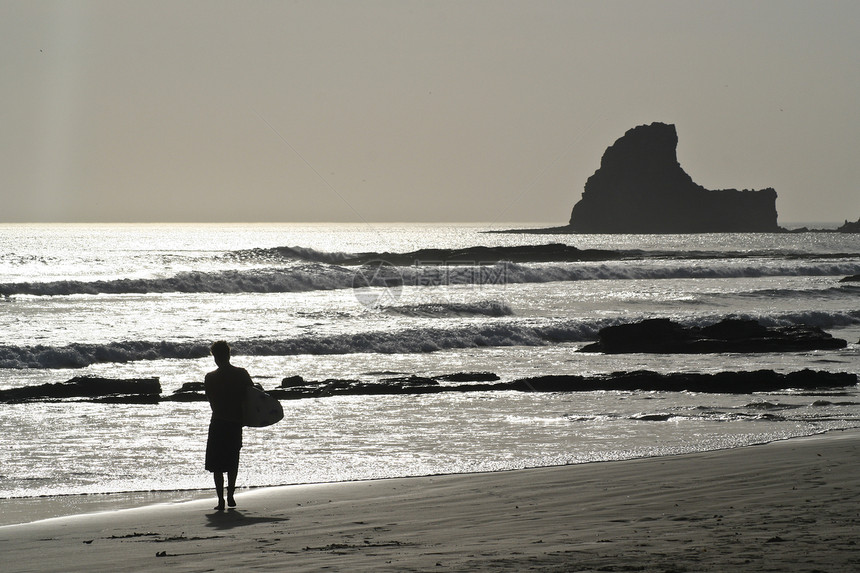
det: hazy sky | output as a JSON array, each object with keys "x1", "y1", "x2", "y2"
[{"x1": 2, "y1": 1, "x2": 858, "y2": 224}]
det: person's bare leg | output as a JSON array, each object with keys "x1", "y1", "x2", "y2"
[
  {"x1": 227, "y1": 469, "x2": 238, "y2": 507},
  {"x1": 213, "y1": 472, "x2": 226, "y2": 510}
]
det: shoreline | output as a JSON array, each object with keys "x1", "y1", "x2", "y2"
[
  {"x1": 2, "y1": 429, "x2": 859, "y2": 571},
  {"x1": 0, "y1": 489, "x2": 215, "y2": 529},
  {"x1": 0, "y1": 428, "x2": 851, "y2": 529}
]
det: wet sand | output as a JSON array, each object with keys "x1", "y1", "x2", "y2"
[{"x1": 1, "y1": 430, "x2": 858, "y2": 572}]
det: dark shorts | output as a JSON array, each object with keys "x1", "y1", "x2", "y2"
[{"x1": 205, "y1": 419, "x2": 243, "y2": 473}]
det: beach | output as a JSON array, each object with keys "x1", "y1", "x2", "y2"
[{"x1": 2, "y1": 430, "x2": 857, "y2": 572}]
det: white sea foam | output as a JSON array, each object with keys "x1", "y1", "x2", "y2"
[{"x1": 381, "y1": 300, "x2": 514, "y2": 318}]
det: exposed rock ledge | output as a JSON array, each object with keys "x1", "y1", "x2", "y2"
[
  {"x1": 0, "y1": 376, "x2": 161, "y2": 403},
  {"x1": 2, "y1": 369, "x2": 856, "y2": 403},
  {"x1": 262, "y1": 370, "x2": 855, "y2": 397},
  {"x1": 579, "y1": 318, "x2": 846, "y2": 354}
]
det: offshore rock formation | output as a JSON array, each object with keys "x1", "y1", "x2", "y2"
[
  {"x1": 0, "y1": 376, "x2": 161, "y2": 403},
  {"x1": 262, "y1": 370, "x2": 855, "y2": 397},
  {"x1": 836, "y1": 217, "x2": 860, "y2": 233},
  {"x1": 511, "y1": 369, "x2": 856, "y2": 394},
  {"x1": 2, "y1": 369, "x2": 855, "y2": 402},
  {"x1": 579, "y1": 318, "x2": 846, "y2": 354},
  {"x1": 789, "y1": 217, "x2": 860, "y2": 233},
  {"x1": 569, "y1": 123, "x2": 780, "y2": 233}
]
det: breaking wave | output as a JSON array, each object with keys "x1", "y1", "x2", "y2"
[
  {"x1": 229, "y1": 246, "x2": 356, "y2": 264},
  {"x1": 724, "y1": 285, "x2": 860, "y2": 301},
  {"x1": 747, "y1": 310, "x2": 860, "y2": 329},
  {"x1": 497, "y1": 260, "x2": 860, "y2": 282},
  {"x1": 230, "y1": 243, "x2": 622, "y2": 265},
  {"x1": 0, "y1": 266, "x2": 357, "y2": 296},
  {"x1": 2, "y1": 258, "x2": 860, "y2": 297},
  {"x1": 2, "y1": 308, "x2": 858, "y2": 370},
  {"x1": 0, "y1": 319, "x2": 615, "y2": 369},
  {"x1": 381, "y1": 301, "x2": 514, "y2": 318},
  {"x1": 232, "y1": 244, "x2": 860, "y2": 265}
]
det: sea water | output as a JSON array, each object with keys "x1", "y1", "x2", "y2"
[{"x1": 1, "y1": 223, "x2": 858, "y2": 511}]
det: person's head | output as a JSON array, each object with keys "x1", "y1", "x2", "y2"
[{"x1": 210, "y1": 340, "x2": 231, "y2": 367}]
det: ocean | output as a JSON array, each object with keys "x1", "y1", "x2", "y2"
[{"x1": 1, "y1": 223, "x2": 859, "y2": 520}]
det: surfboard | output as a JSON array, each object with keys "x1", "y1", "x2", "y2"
[{"x1": 242, "y1": 386, "x2": 284, "y2": 427}]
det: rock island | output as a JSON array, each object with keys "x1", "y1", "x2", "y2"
[{"x1": 567, "y1": 122, "x2": 780, "y2": 233}]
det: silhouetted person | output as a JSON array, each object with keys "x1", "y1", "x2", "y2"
[{"x1": 204, "y1": 340, "x2": 253, "y2": 511}]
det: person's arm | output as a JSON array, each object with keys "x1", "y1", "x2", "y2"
[
  {"x1": 240, "y1": 368, "x2": 255, "y2": 389},
  {"x1": 204, "y1": 373, "x2": 216, "y2": 409}
]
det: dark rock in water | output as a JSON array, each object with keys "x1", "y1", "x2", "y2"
[
  {"x1": 7, "y1": 367, "x2": 853, "y2": 404},
  {"x1": 163, "y1": 391, "x2": 206, "y2": 402},
  {"x1": 269, "y1": 378, "x2": 367, "y2": 399},
  {"x1": 0, "y1": 376, "x2": 161, "y2": 402},
  {"x1": 579, "y1": 318, "x2": 846, "y2": 354},
  {"x1": 265, "y1": 369, "x2": 856, "y2": 398},
  {"x1": 176, "y1": 381, "x2": 204, "y2": 393},
  {"x1": 165, "y1": 381, "x2": 206, "y2": 402},
  {"x1": 280, "y1": 375, "x2": 305, "y2": 388},
  {"x1": 581, "y1": 318, "x2": 691, "y2": 354},
  {"x1": 836, "y1": 217, "x2": 860, "y2": 233},
  {"x1": 568, "y1": 123, "x2": 780, "y2": 233},
  {"x1": 840, "y1": 275, "x2": 860, "y2": 283},
  {"x1": 435, "y1": 371, "x2": 500, "y2": 382},
  {"x1": 319, "y1": 378, "x2": 360, "y2": 389},
  {"x1": 266, "y1": 388, "x2": 315, "y2": 400},
  {"x1": 268, "y1": 368, "x2": 851, "y2": 396},
  {"x1": 379, "y1": 375, "x2": 439, "y2": 386},
  {"x1": 513, "y1": 369, "x2": 856, "y2": 393}
]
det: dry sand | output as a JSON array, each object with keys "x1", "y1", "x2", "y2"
[{"x1": 1, "y1": 430, "x2": 858, "y2": 572}]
